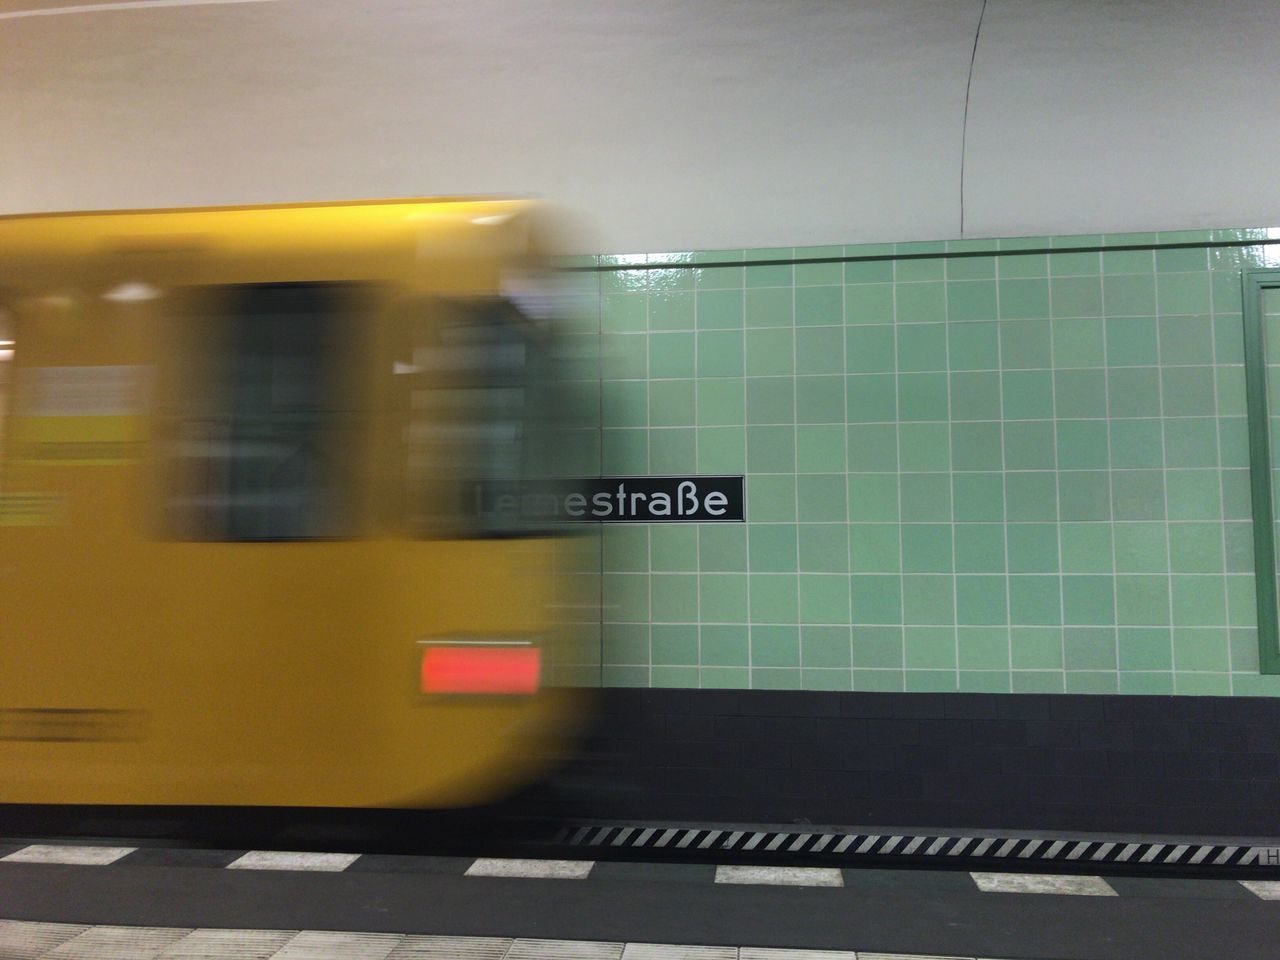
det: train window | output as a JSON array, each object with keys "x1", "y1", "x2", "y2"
[
  {"x1": 168, "y1": 284, "x2": 354, "y2": 540},
  {"x1": 404, "y1": 297, "x2": 562, "y2": 538}
]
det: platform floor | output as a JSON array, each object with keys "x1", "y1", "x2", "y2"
[
  {"x1": 0, "y1": 922, "x2": 1006, "y2": 959},
  {"x1": 2, "y1": 843, "x2": 1277, "y2": 959}
]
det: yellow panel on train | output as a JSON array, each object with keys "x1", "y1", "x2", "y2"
[{"x1": 0, "y1": 199, "x2": 597, "y2": 808}]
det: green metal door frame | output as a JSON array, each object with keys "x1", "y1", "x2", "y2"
[{"x1": 1242, "y1": 270, "x2": 1280, "y2": 673}]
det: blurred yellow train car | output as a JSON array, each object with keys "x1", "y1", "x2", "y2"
[{"x1": 0, "y1": 198, "x2": 599, "y2": 809}]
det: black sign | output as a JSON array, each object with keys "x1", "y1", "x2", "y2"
[{"x1": 471, "y1": 476, "x2": 745, "y2": 523}]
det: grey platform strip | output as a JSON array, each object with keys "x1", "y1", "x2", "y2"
[
  {"x1": 557, "y1": 824, "x2": 1280, "y2": 869},
  {"x1": 0, "y1": 919, "x2": 1071, "y2": 959}
]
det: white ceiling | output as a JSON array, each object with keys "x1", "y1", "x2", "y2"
[{"x1": 1, "y1": 0, "x2": 1277, "y2": 253}]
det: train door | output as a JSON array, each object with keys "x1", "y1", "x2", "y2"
[{"x1": 0, "y1": 272, "x2": 158, "y2": 774}]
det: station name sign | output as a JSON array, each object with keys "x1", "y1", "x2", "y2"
[{"x1": 472, "y1": 476, "x2": 745, "y2": 523}]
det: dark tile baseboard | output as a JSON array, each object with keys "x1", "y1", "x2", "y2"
[{"x1": 532, "y1": 689, "x2": 1280, "y2": 836}]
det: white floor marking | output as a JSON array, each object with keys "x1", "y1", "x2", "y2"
[
  {"x1": 43, "y1": 924, "x2": 192, "y2": 958},
  {"x1": 267, "y1": 931, "x2": 400, "y2": 959},
  {"x1": 0, "y1": 1, "x2": 277, "y2": 21},
  {"x1": 0, "y1": 920, "x2": 89, "y2": 959},
  {"x1": 464, "y1": 857, "x2": 595, "y2": 879},
  {"x1": 504, "y1": 939, "x2": 624, "y2": 959},
  {"x1": 1, "y1": 844, "x2": 136, "y2": 865},
  {"x1": 386, "y1": 935, "x2": 512, "y2": 959},
  {"x1": 714, "y1": 865, "x2": 844, "y2": 887},
  {"x1": 1240, "y1": 879, "x2": 1280, "y2": 899},
  {"x1": 739, "y1": 950, "x2": 859, "y2": 960},
  {"x1": 225, "y1": 851, "x2": 361, "y2": 872},
  {"x1": 620, "y1": 944, "x2": 737, "y2": 958},
  {"x1": 970, "y1": 872, "x2": 1117, "y2": 896},
  {"x1": 858, "y1": 953, "x2": 973, "y2": 959}
]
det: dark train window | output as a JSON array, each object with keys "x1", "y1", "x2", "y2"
[
  {"x1": 404, "y1": 298, "x2": 563, "y2": 538},
  {"x1": 169, "y1": 284, "x2": 354, "y2": 540}
]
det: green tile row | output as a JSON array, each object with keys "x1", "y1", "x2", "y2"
[
  {"x1": 600, "y1": 664, "x2": 1280, "y2": 696},
  {"x1": 605, "y1": 322, "x2": 1246, "y2": 388},
  {"x1": 598, "y1": 235, "x2": 1280, "y2": 287},
  {"x1": 630, "y1": 318, "x2": 1240, "y2": 376},
  {"x1": 605, "y1": 571, "x2": 1252, "y2": 628},
  {"x1": 601, "y1": 276, "x2": 1247, "y2": 333},
  {"x1": 600, "y1": 622, "x2": 1257, "y2": 671},
  {"x1": 608, "y1": 521, "x2": 1251, "y2": 574},
  {"x1": 605, "y1": 374, "x2": 1237, "y2": 425}
]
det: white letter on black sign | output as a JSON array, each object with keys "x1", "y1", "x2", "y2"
[
  {"x1": 704, "y1": 491, "x2": 728, "y2": 516},
  {"x1": 677, "y1": 481, "x2": 697, "y2": 516}
]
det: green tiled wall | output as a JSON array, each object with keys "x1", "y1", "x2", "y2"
[{"x1": 586, "y1": 230, "x2": 1280, "y2": 695}]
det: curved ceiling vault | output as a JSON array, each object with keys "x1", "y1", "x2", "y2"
[{"x1": 0, "y1": 0, "x2": 1276, "y2": 252}]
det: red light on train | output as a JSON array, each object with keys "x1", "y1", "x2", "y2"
[{"x1": 420, "y1": 645, "x2": 541, "y2": 695}]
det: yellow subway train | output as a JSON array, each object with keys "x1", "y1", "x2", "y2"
[{"x1": 0, "y1": 198, "x2": 599, "y2": 809}]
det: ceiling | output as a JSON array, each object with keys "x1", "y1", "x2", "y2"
[{"x1": 2, "y1": 0, "x2": 1277, "y2": 252}]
